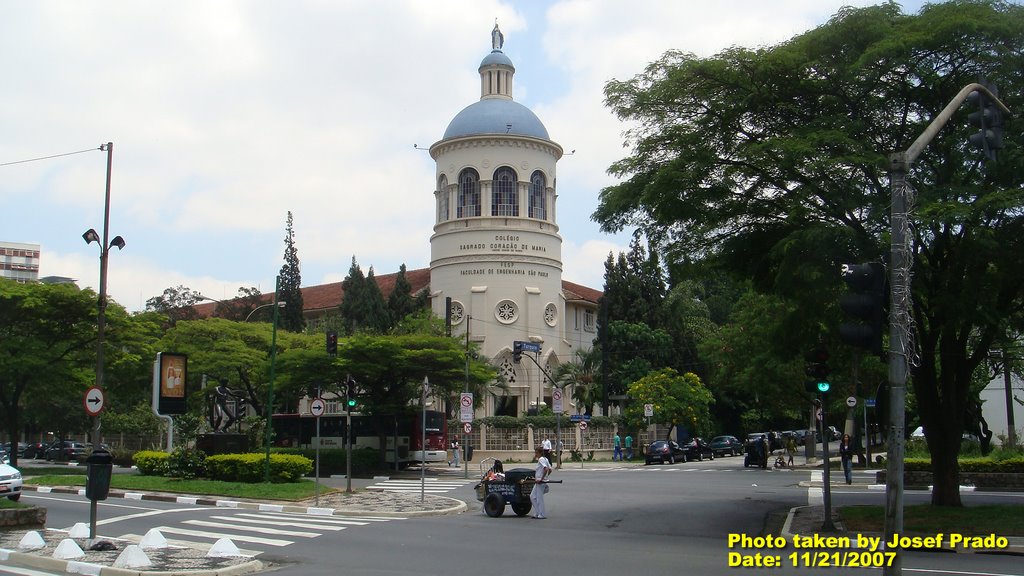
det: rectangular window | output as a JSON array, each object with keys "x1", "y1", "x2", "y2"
[{"x1": 584, "y1": 309, "x2": 595, "y2": 332}]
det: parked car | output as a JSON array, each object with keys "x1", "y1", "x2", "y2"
[
  {"x1": 681, "y1": 437, "x2": 715, "y2": 461},
  {"x1": 45, "y1": 440, "x2": 87, "y2": 461},
  {"x1": 709, "y1": 435, "x2": 743, "y2": 457},
  {"x1": 644, "y1": 440, "x2": 687, "y2": 465},
  {"x1": 21, "y1": 442, "x2": 46, "y2": 459},
  {"x1": 0, "y1": 462, "x2": 22, "y2": 501}
]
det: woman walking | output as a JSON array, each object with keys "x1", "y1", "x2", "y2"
[{"x1": 838, "y1": 434, "x2": 854, "y2": 485}]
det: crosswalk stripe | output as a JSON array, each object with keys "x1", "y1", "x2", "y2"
[
  {"x1": 182, "y1": 519, "x2": 321, "y2": 538},
  {"x1": 207, "y1": 515, "x2": 347, "y2": 531},
  {"x1": 234, "y1": 512, "x2": 373, "y2": 526},
  {"x1": 155, "y1": 526, "x2": 294, "y2": 547}
]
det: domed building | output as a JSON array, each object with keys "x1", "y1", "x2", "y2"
[{"x1": 428, "y1": 24, "x2": 599, "y2": 417}]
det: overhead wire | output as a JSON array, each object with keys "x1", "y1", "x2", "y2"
[{"x1": 0, "y1": 147, "x2": 100, "y2": 167}]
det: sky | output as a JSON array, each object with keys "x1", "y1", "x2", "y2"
[{"x1": 2, "y1": 0, "x2": 926, "y2": 311}]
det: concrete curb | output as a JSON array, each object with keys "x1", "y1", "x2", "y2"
[{"x1": 23, "y1": 484, "x2": 468, "y2": 518}]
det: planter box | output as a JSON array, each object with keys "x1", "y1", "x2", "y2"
[{"x1": 0, "y1": 505, "x2": 46, "y2": 527}]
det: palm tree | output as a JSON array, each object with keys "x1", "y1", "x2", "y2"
[{"x1": 550, "y1": 347, "x2": 602, "y2": 416}]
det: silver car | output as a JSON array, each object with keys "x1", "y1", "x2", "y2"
[{"x1": 0, "y1": 463, "x2": 23, "y2": 501}]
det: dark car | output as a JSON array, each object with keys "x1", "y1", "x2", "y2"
[
  {"x1": 681, "y1": 437, "x2": 715, "y2": 461},
  {"x1": 44, "y1": 440, "x2": 87, "y2": 461},
  {"x1": 21, "y1": 442, "x2": 47, "y2": 459},
  {"x1": 644, "y1": 440, "x2": 687, "y2": 465},
  {"x1": 709, "y1": 435, "x2": 743, "y2": 457}
]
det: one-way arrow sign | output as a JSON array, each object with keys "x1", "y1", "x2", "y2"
[{"x1": 84, "y1": 386, "x2": 105, "y2": 416}]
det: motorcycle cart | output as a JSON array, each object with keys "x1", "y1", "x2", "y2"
[
  {"x1": 475, "y1": 466, "x2": 538, "y2": 517},
  {"x1": 743, "y1": 438, "x2": 769, "y2": 469}
]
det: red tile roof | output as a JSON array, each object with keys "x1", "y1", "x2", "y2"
[{"x1": 195, "y1": 267, "x2": 600, "y2": 317}]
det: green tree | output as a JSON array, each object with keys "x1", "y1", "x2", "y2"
[
  {"x1": 594, "y1": 0, "x2": 1024, "y2": 506},
  {"x1": 387, "y1": 264, "x2": 422, "y2": 331},
  {"x1": 339, "y1": 257, "x2": 389, "y2": 335},
  {"x1": 623, "y1": 368, "x2": 714, "y2": 440},
  {"x1": 278, "y1": 211, "x2": 306, "y2": 332},
  {"x1": 549, "y1": 348, "x2": 601, "y2": 416},
  {"x1": 145, "y1": 285, "x2": 202, "y2": 327},
  {"x1": 0, "y1": 281, "x2": 96, "y2": 466}
]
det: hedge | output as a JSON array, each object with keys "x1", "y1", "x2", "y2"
[
  {"x1": 133, "y1": 450, "x2": 170, "y2": 476},
  {"x1": 272, "y1": 447, "x2": 381, "y2": 478},
  {"x1": 904, "y1": 457, "x2": 1024, "y2": 473},
  {"x1": 205, "y1": 453, "x2": 313, "y2": 483}
]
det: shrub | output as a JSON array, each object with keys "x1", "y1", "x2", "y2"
[
  {"x1": 165, "y1": 448, "x2": 207, "y2": 479},
  {"x1": 272, "y1": 447, "x2": 379, "y2": 477},
  {"x1": 133, "y1": 450, "x2": 169, "y2": 476},
  {"x1": 205, "y1": 453, "x2": 313, "y2": 483}
]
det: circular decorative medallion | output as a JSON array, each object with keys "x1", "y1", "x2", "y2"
[
  {"x1": 482, "y1": 159, "x2": 491, "y2": 169},
  {"x1": 494, "y1": 299, "x2": 518, "y2": 324},
  {"x1": 520, "y1": 161, "x2": 529, "y2": 170},
  {"x1": 450, "y1": 300, "x2": 465, "y2": 325},
  {"x1": 544, "y1": 303, "x2": 557, "y2": 327}
]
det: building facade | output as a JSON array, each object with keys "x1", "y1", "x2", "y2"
[
  {"x1": 427, "y1": 25, "x2": 598, "y2": 417},
  {"x1": 0, "y1": 241, "x2": 40, "y2": 283}
]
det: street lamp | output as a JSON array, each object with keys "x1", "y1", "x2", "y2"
[
  {"x1": 264, "y1": 276, "x2": 282, "y2": 483},
  {"x1": 82, "y1": 141, "x2": 122, "y2": 541},
  {"x1": 245, "y1": 301, "x2": 286, "y2": 323}
]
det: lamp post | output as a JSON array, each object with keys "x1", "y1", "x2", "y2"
[
  {"x1": 82, "y1": 141, "x2": 123, "y2": 541},
  {"x1": 246, "y1": 301, "x2": 285, "y2": 323},
  {"x1": 264, "y1": 276, "x2": 282, "y2": 483}
]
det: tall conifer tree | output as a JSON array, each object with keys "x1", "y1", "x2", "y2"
[{"x1": 278, "y1": 211, "x2": 305, "y2": 332}]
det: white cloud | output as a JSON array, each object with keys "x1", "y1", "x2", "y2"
[{"x1": 2, "y1": 0, "x2": 915, "y2": 309}]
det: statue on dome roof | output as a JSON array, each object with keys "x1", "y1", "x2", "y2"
[{"x1": 491, "y1": 21, "x2": 504, "y2": 50}]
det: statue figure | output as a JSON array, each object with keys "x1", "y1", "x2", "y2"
[
  {"x1": 491, "y1": 21, "x2": 504, "y2": 51},
  {"x1": 209, "y1": 378, "x2": 246, "y2": 432}
]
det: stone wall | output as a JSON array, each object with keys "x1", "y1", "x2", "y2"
[{"x1": 0, "y1": 505, "x2": 46, "y2": 528}]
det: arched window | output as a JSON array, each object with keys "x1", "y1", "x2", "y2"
[
  {"x1": 437, "y1": 175, "x2": 449, "y2": 222},
  {"x1": 457, "y1": 169, "x2": 480, "y2": 218},
  {"x1": 529, "y1": 171, "x2": 546, "y2": 219},
  {"x1": 491, "y1": 166, "x2": 518, "y2": 217}
]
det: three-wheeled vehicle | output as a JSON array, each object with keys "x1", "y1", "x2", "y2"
[
  {"x1": 743, "y1": 435, "x2": 769, "y2": 469},
  {"x1": 474, "y1": 458, "x2": 562, "y2": 518}
]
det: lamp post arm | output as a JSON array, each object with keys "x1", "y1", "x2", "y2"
[{"x1": 245, "y1": 301, "x2": 286, "y2": 322}]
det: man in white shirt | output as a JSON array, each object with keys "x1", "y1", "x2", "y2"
[{"x1": 530, "y1": 447, "x2": 552, "y2": 519}]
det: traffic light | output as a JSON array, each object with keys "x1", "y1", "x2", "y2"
[
  {"x1": 967, "y1": 84, "x2": 1003, "y2": 162},
  {"x1": 512, "y1": 341, "x2": 522, "y2": 363},
  {"x1": 345, "y1": 377, "x2": 357, "y2": 410},
  {"x1": 326, "y1": 331, "x2": 338, "y2": 356},
  {"x1": 838, "y1": 262, "x2": 886, "y2": 357},
  {"x1": 804, "y1": 345, "x2": 831, "y2": 394}
]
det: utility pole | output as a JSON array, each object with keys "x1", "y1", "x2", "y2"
[{"x1": 883, "y1": 82, "x2": 1009, "y2": 576}]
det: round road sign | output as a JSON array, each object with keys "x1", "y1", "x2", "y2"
[
  {"x1": 310, "y1": 397, "x2": 326, "y2": 417},
  {"x1": 463, "y1": 422, "x2": 472, "y2": 434},
  {"x1": 846, "y1": 396, "x2": 857, "y2": 408},
  {"x1": 84, "y1": 386, "x2": 105, "y2": 416},
  {"x1": 578, "y1": 421, "x2": 588, "y2": 432}
]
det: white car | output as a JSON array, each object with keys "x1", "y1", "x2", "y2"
[{"x1": 0, "y1": 463, "x2": 23, "y2": 501}]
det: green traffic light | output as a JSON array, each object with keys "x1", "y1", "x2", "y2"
[
  {"x1": 817, "y1": 381, "x2": 831, "y2": 393},
  {"x1": 347, "y1": 399, "x2": 356, "y2": 407}
]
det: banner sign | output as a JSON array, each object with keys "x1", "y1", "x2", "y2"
[{"x1": 155, "y1": 352, "x2": 188, "y2": 415}]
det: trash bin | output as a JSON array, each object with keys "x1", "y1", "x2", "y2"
[
  {"x1": 464, "y1": 445, "x2": 473, "y2": 462},
  {"x1": 85, "y1": 448, "x2": 113, "y2": 501}
]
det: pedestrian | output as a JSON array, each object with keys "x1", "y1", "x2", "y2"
[
  {"x1": 839, "y1": 433, "x2": 853, "y2": 484},
  {"x1": 613, "y1": 433, "x2": 622, "y2": 461},
  {"x1": 529, "y1": 446, "x2": 552, "y2": 519},
  {"x1": 542, "y1": 436, "x2": 552, "y2": 459},
  {"x1": 624, "y1": 433, "x2": 634, "y2": 461},
  {"x1": 786, "y1": 435, "x2": 796, "y2": 467},
  {"x1": 451, "y1": 438, "x2": 460, "y2": 467}
]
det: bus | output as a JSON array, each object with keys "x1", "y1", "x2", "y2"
[{"x1": 272, "y1": 409, "x2": 448, "y2": 466}]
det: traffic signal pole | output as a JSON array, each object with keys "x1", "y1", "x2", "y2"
[{"x1": 883, "y1": 82, "x2": 1009, "y2": 576}]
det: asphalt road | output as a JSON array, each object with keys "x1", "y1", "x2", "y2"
[{"x1": 11, "y1": 456, "x2": 1024, "y2": 576}]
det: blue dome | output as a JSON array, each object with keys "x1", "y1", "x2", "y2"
[
  {"x1": 442, "y1": 98, "x2": 549, "y2": 140},
  {"x1": 480, "y1": 49, "x2": 515, "y2": 70}
]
